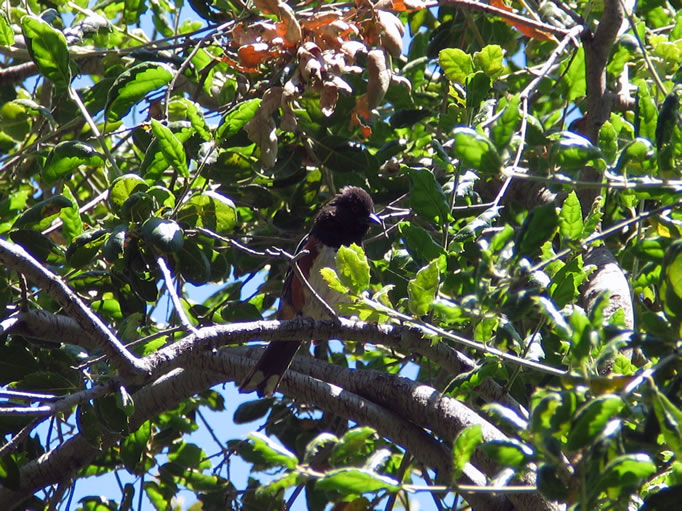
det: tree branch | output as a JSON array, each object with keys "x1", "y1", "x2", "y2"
[{"x1": 0, "y1": 238, "x2": 149, "y2": 382}]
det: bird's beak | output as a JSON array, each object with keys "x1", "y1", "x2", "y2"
[{"x1": 369, "y1": 213, "x2": 382, "y2": 225}]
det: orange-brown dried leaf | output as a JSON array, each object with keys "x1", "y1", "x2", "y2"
[
  {"x1": 238, "y1": 43, "x2": 275, "y2": 68},
  {"x1": 246, "y1": 88, "x2": 283, "y2": 168},
  {"x1": 301, "y1": 12, "x2": 343, "y2": 31},
  {"x1": 321, "y1": 82, "x2": 339, "y2": 116},
  {"x1": 367, "y1": 49, "x2": 391, "y2": 108},
  {"x1": 392, "y1": 0, "x2": 426, "y2": 11},
  {"x1": 278, "y1": 2, "x2": 302, "y2": 46},
  {"x1": 377, "y1": 10, "x2": 404, "y2": 57},
  {"x1": 254, "y1": 0, "x2": 281, "y2": 15},
  {"x1": 490, "y1": 0, "x2": 555, "y2": 42},
  {"x1": 350, "y1": 94, "x2": 372, "y2": 137}
]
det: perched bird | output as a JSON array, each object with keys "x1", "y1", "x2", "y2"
[{"x1": 239, "y1": 186, "x2": 380, "y2": 397}]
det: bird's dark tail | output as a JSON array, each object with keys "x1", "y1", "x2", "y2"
[{"x1": 239, "y1": 341, "x2": 301, "y2": 397}]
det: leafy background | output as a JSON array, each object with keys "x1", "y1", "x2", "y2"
[{"x1": 2, "y1": 0, "x2": 682, "y2": 509}]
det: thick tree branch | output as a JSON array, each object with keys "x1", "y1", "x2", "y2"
[{"x1": 0, "y1": 238, "x2": 149, "y2": 382}]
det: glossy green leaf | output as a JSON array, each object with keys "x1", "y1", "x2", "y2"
[
  {"x1": 452, "y1": 425, "x2": 482, "y2": 480},
  {"x1": 14, "y1": 195, "x2": 73, "y2": 230},
  {"x1": 121, "y1": 420, "x2": 151, "y2": 474},
  {"x1": 408, "y1": 168, "x2": 450, "y2": 224},
  {"x1": 473, "y1": 45, "x2": 505, "y2": 79},
  {"x1": 246, "y1": 432, "x2": 298, "y2": 470},
  {"x1": 65, "y1": 228, "x2": 107, "y2": 269},
  {"x1": 335, "y1": 243, "x2": 370, "y2": 295},
  {"x1": 439, "y1": 48, "x2": 473, "y2": 85},
  {"x1": 0, "y1": 11, "x2": 14, "y2": 46},
  {"x1": 233, "y1": 399, "x2": 273, "y2": 424},
  {"x1": 490, "y1": 94, "x2": 521, "y2": 149},
  {"x1": 652, "y1": 389, "x2": 682, "y2": 455},
  {"x1": 320, "y1": 267, "x2": 351, "y2": 294},
  {"x1": 452, "y1": 127, "x2": 501, "y2": 174},
  {"x1": 315, "y1": 468, "x2": 400, "y2": 494},
  {"x1": 177, "y1": 191, "x2": 237, "y2": 234},
  {"x1": 59, "y1": 185, "x2": 83, "y2": 243},
  {"x1": 105, "y1": 62, "x2": 173, "y2": 121},
  {"x1": 108, "y1": 174, "x2": 148, "y2": 210},
  {"x1": 551, "y1": 132, "x2": 602, "y2": 170},
  {"x1": 216, "y1": 98, "x2": 261, "y2": 142},
  {"x1": 616, "y1": 138, "x2": 655, "y2": 174},
  {"x1": 480, "y1": 440, "x2": 533, "y2": 467},
  {"x1": 102, "y1": 225, "x2": 127, "y2": 262},
  {"x1": 150, "y1": 119, "x2": 188, "y2": 178},
  {"x1": 21, "y1": 15, "x2": 71, "y2": 90},
  {"x1": 515, "y1": 203, "x2": 558, "y2": 258},
  {"x1": 43, "y1": 141, "x2": 104, "y2": 184},
  {"x1": 559, "y1": 191, "x2": 583, "y2": 242},
  {"x1": 561, "y1": 47, "x2": 585, "y2": 101},
  {"x1": 141, "y1": 218, "x2": 184, "y2": 253},
  {"x1": 141, "y1": 123, "x2": 195, "y2": 183},
  {"x1": 566, "y1": 394, "x2": 625, "y2": 451},
  {"x1": 399, "y1": 222, "x2": 445, "y2": 264},
  {"x1": 595, "y1": 454, "x2": 656, "y2": 494},
  {"x1": 408, "y1": 259, "x2": 439, "y2": 316}
]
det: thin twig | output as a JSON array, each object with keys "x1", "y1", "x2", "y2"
[
  {"x1": 156, "y1": 255, "x2": 199, "y2": 334},
  {"x1": 267, "y1": 247, "x2": 342, "y2": 323}
]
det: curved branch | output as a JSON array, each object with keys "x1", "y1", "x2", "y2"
[{"x1": 0, "y1": 238, "x2": 149, "y2": 382}]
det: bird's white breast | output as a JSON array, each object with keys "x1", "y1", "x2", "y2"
[{"x1": 302, "y1": 244, "x2": 347, "y2": 319}]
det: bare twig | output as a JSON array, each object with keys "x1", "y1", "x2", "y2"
[{"x1": 156, "y1": 255, "x2": 199, "y2": 335}]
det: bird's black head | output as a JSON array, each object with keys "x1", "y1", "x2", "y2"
[{"x1": 312, "y1": 186, "x2": 380, "y2": 247}]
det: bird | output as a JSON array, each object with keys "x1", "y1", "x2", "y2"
[{"x1": 239, "y1": 186, "x2": 381, "y2": 397}]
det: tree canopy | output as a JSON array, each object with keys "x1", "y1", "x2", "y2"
[{"x1": 2, "y1": 0, "x2": 682, "y2": 509}]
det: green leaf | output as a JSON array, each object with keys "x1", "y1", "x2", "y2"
[
  {"x1": 399, "y1": 222, "x2": 445, "y2": 264},
  {"x1": 515, "y1": 203, "x2": 558, "y2": 258},
  {"x1": 408, "y1": 259, "x2": 439, "y2": 316},
  {"x1": 480, "y1": 440, "x2": 532, "y2": 467},
  {"x1": 661, "y1": 240, "x2": 682, "y2": 324},
  {"x1": 108, "y1": 174, "x2": 149, "y2": 210},
  {"x1": 408, "y1": 168, "x2": 450, "y2": 224},
  {"x1": 102, "y1": 225, "x2": 127, "y2": 263},
  {"x1": 473, "y1": 45, "x2": 505, "y2": 79},
  {"x1": 121, "y1": 420, "x2": 151, "y2": 474},
  {"x1": 439, "y1": 48, "x2": 473, "y2": 85},
  {"x1": 452, "y1": 425, "x2": 482, "y2": 480},
  {"x1": 559, "y1": 191, "x2": 583, "y2": 242},
  {"x1": 566, "y1": 394, "x2": 624, "y2": 451},
  {"x1": 315, "y1": 468, "x2": 400, "y2": 494},
  {"x1": 150, "y1": 119, "x2": 188, "y2": 178},
  {"x1": 216, "y1": 98, "x2": 262, "y2": 142},
  {"x1": 320, "y1": 267, "x2": 351, "y2": 294},
  {"x1": 43, "y1": 141, "x2": 104, "y2": 184},
  {"x1": 59, "y1": 185, "x2": 83, "y2": 243},
  {"x1": 256, "y1": 471, "x2": 300, "y2": 498},
  {"x1": 652, "y1": 389, "x2": 682, "y2": 455},
  {"x1": 490, "y1": 94, "x2": 521, "y2": 150},
  {"x1": 141, "y1": 123, "x2": 195, "y2": 183},
  {"x1": 65, "y1": 228, "x2": 107, "y2": 269},
  {"x1": 335, "y1": 244, "x2": 370, "y2": 295},
  {"x1": 0, "y1": 11, "x2": 14, "y2": 46},
  {"x1": 561, "y1": 47, "x2": 585, "y2": 101},
  {"x1": 14, "y1": 195, "x2": 73, "y2": 230},
  {"x1": 452, "y1": 127, "x2": 501, "y2": 174},
  {"x1": 233, "y1": 399, "x2": 273, "y2": 424},
  {"x1": 141, "y1": 218, "x2": 184, "y2": 253},
  {"x1": 21, "y1": 15, "x2": 72, "y2": 90},
  {"x1": 246, "y1": 432, "x2": 298, "y2": 470},
  {"x1": 595, "y1": 454, "x2": 656, "y2": 495},
  {"x1": 105, "y1": 62, "x2": 173, "y2": 121},
  {"x1": 551, "y1": 132, "x2": 602, "y2": 170},
  {"x1": 616, "y1": 137, "x2": 656, "y2": 174},
  {"x1": 177, "y1": 191, "x2": 237, "y2": 234}
]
